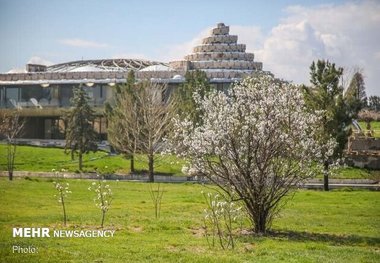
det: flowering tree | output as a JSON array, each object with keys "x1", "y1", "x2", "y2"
[
  {"x1": 52, "y1": 169, "x2": 71, "y2": 226},
  {"x1": 88, "y1": 176, "x2": 113, "y2": 228},
  {"x1": 171, "y1": 75, "x2": 334, "y2": 234},
  {"x1": 202, "y1": 191, "x2": 243, "y2": 249}
]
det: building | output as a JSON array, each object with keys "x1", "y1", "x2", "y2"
[{"x1": 0, "y1": 23, "x2": 265, "y2": 140}]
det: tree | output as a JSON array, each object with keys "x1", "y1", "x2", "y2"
[
  {"x1": 368, "y1": 96, "x2": 380, "y2": 112},
  {"x1": 171, "y1": 75, "x2": 331, "y2": 234},
  {"x1": 303, "y1": 60, "x2": 351, "y2": 191},
  {"x1": 107, "y1": 79, "x2": 176, "y2": 182},
  {"x1": 0, "y1": 111, "x2": 24, "y2": 180},
  {"x1": 344, "y1": 71, "x2": 366, "y2": 116},
  {"x1": 105, "y1": 71, "x2": 138, "y2": 172},
  {"x1": 88, "y1": 174, "x2": 112, "y2": 228},
  {"x1": 64, "y1": 85, "x2": 98, "y2": 171},
  {"x1": 174, "y1": 69, "x2": 212, "y2": 125}
]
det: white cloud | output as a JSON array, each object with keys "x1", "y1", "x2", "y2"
[
  {"x1": 252, "y1": 1, "x2": 380, "y2": 96},
  {"x1": 59, "y1": 38, "x2": 109, "y2": 48},
  {"x1": 375, "y1": 51, "x2": 380, "y2": 60},
  {"x1": 149, "y1": 1, "x2": 380, "y2": 95},
  {"x1": 158, "y1": 25, "x2": 263, "y2": 62},
  {"x1": 230, "y1": 25, "x2": 264, "y2": 53},
  {"x1": 6, "y1": 56, "x2": 53, "y2": 73},
  {"x1": 27, "y1": 56, "x2": 53, "y2": 66}
]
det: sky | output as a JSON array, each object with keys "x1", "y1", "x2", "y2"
[{"x1": 0, "y1": 0, "x2": 379, "y2": 96}]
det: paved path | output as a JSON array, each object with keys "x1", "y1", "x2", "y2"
[
  {"x1": 303, "y1": 183, "x2": 379, "y2": 190},
  {"x1": 1, "y1": 171, "x2": 379, "y2": 190}
]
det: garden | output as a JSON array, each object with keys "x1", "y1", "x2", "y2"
[
  {"x1": 1, "y1": 65, "x2": 380, "y2": 262},
  {"x1": 0, "y1": 178, "x2": 379, "y2": 262}
]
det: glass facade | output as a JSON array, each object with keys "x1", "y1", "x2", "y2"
[
  {"x1": 0, "y1": 84, "x2": 111, "y2": 139},
  {"x1": 0, "y1": 84, "x2": 111, "y2": 108}
]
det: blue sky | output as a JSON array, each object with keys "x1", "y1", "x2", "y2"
[{"x1": 0, "y1": 0, "x2": 379, "y2": 95}]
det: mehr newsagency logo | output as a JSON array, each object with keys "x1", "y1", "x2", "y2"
[{"x1": 13, "y1": 227, "x2": 115, "y2": 238}]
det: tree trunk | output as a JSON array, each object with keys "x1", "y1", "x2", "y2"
[
  {"x1": 130, "y1": 154, "x2": 135, "y2": 173},
  {"x1": 79, "y1": 151, "x2": 83, "y2": 171},
  {"x1": 148, "y1": 153, "x2": 154, "y2": 183},
  {"x1": 366, "y1": 120, "x2": 371, "y2": 130},
  {"x1": 7, "y1": 143, "x2": 16, "y2": 181},
  {"x1": 101, "y1": 211, "x2": 105, "y2": 228},
  {"x1": 247, "y1": 203, "x2": 268, "y2": 235},
  {"x1": 323, "y1": 162, "x2": 329, "y2": 191},
  {"x1": 254, "y1": 211, "x2": 268, "y2": 235},
  {"x1": 62, "y1": 195, "x2": 67, "y2": 226}
]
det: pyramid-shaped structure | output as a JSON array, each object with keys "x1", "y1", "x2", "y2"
[{"x1": 169, "y1": 23, "x2": 262, "y2": 72}]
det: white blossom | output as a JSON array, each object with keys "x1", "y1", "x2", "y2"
[{"x1": 170, "y1": 74, "x2": 336, "y2": 233}]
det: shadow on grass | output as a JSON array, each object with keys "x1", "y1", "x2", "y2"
[{"x1": 263, "y1": 230, "x2": 380, "y2": 246}]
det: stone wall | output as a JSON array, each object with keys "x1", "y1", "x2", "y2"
[
  {"x1": 345, "y1": 152, "x2": 380, "y2": 169},
  {"x1": 0, "y1": 70, "x2": 269, "y2": 84},
  {"x1": 346, "y1": 137, "x2": 380, "y2": 169},
  {"x1": 351, "y1": 138, "x2": 380, "y2": 151}
]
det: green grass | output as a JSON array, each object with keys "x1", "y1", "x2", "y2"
[
  {"x1": 0, "y1": 178, "x2": 379, "y2": 262},
  {"x1": 0, "y1": 144, "x2": 186, "y2": 175},
  {"x1": 358, "y1": 121, "x2": 380, "y2": 138},
  {"x1": 331, "y1": 167, "x2": 380, "y2": 180},
  {"x1": 1, "y1": 145, "x2": 378, "y2": 180}
]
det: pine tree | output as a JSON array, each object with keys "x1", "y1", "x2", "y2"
[
  {"x1": 345, "y1": 71, "x2": 366, "y2": 116},
  {"x1": 65, "y1": 85, "x2": 98, "y2": 171},
  {"x1": 368, "y1": 96, "x2": 380, "y2": 112},
  {"x1": 303, "y1": 60, "x2": 352, "y2": 191}
]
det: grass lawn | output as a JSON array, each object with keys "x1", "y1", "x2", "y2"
[
  {"x1": 358, "y1": 121, "x2": 380, "y2": 138},
  {"x1": 0, "y1": 178, "x2": 379, "y2": 262},
  {"x1": 1, "y1": 145, "x2": 378, "y2": 180},
  {"x1": 331, "y1": 167, "x2": 380, "y2": 180},
  {"x1": 0, "y1": 144, "x2": 186, "y2": 175}
]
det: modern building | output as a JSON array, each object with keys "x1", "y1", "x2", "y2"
[{"x1": 0, "y1": 23, "x2": 265, "y2": 140}]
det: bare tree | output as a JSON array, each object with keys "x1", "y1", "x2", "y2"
[
  {"x1": 107, "y1": 78, "x2": 176, "y2": 182},
  {"x1": 106, "y1": 71, "x2": 139, "y2": 172},
  {"x1": 136, "y1": 81, "x2": 176, "y2": 182},
  {"x1": 0, "y1": 111, "x2": 25, "y2": 180}
]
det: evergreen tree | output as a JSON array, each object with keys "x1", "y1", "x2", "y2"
[
  {"x1": 303, "y1": 60, "x2": 352, "y2": 191},
  {"x1": 368, "y1": 96, "x2": 380, "y2": 112},
  {"x1": 65, "y1": 85, "x2": 98, "y2": 171},
  {"x1": 174, "y1": 70, "x2": 212, "y2": 125},
  {"x1": 345, "y1": 71, "x2": 366, "y2": 116}
]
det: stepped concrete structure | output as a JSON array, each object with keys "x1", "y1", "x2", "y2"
[
  {"x1": 170, "y1": 23, "x2": 263, "y2": 74},
  {"x1": 0, "y1": 23, "x2": 267, "y2": 140}
]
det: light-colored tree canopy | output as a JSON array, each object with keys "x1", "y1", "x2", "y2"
[{"x1": 170, "y1": 74, "x2": 334, "y2": 234}]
